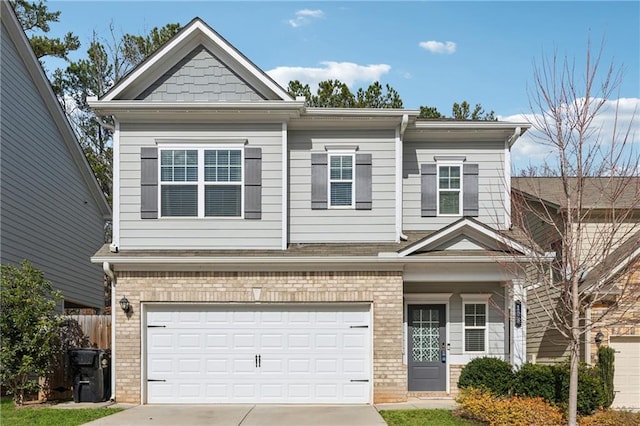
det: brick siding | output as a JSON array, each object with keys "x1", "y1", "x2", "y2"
[{"x1": 113, "y1": 270, "x2": 406, "y2": 403}]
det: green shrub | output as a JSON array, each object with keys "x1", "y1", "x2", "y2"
[
  {"x1": 597, "y1": 346, "x2": 615, "y2": 408},
  {"x1": 458, "y1": 357, "x2": 515, "y2": 396},
  {"x1": 456, "y1": 387, "x2": 564, "y2": 426},
  {"x1": 552, "y1": 362, "x2": 605, "y2": 416},
  {"x1": 514, "y1": 363, "x2": 555, "y2": 402}
]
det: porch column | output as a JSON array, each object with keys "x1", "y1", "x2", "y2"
[{"x1": 511, "y1": 279, "x2": 526, "y2": 367}]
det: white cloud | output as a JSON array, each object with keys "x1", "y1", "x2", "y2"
[
  {"x1": 503, "y1": 97, "x2": 640, "y2": 171},
  {"x1": 267, "y1": 61, "x2": 391, "y2": 89},
  {"x1": 288, "y1": 9, "x2": 324, "y2": 28},
  {"x1": 419, "y1": 40, "x2": 456, "y2": 54}
]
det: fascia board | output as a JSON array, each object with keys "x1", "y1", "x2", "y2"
[
  {"x1": 88, "y1": 100, "x2": 305, "y2": 111},
  {"x1": 1, "y1": 2, "x2": 111, "y2": 219},
  {"x1": 91, "y1": 254, "x2": 543, "y2": 266}
]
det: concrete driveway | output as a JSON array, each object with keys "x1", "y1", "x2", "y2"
[{"x1": 83, "y1": 404, "x2": 387, "y2": 426}]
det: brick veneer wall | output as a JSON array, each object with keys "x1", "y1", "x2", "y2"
[
  {"x1": 113, "y1": 270, "x2": 406, "y2": 404},
  {"x1": 588, "y1": 270, "x2": 640, "y2": 364}
]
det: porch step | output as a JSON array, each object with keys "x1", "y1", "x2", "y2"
[{"x1": 407, "y1": 391, "x2": 454, "y2": 399}]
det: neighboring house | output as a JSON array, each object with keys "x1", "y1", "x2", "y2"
[
  {"x1": 89, "y1": 17, "x2": 536, "y2": 405},
  {"x1": 0, "y1": 2, "x2": 111, "y2": 311},
  {"x1": 512, "y1": 177, "x2": 640, "y2": 409}
]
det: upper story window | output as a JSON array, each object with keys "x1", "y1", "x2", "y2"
[
  {"x1": 438, "y1": 165, "x2": 462, "y2": 215},
  {"x1": 160, "y1": 147, "x2": 243, "y2": 218},
  {"x1": 329, "y1": 154, "x2": 354, "y2": 208},
  {"x1": 420, "y1": 159, "x2": 478, "y2": 218}
]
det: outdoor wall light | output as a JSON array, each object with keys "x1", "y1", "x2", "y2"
[
  {"x1": 595, "y1": 331, "x2": 604, "y2": 345},
  {"x1": 119, "y1": 296, "x2": 131, "y2": 313}
]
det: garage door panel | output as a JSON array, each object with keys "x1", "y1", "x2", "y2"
[
  {"x1": 146, "y1": 304, "x2": 371, "y2": 403},
  {"x1": 611, "y1": 336, "x2": 640, "y2": 410}
]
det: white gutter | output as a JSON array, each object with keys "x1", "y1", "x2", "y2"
[
  {"x1": 281, "y1": 122, "x2": 288, "y2": 250},
  {"x1": 414, "y1": 121, "x2": 531, "y2": 131},
  {"x1": 92, "y1": 254, "x2": 553, "y2": 265},
  {"x1": 396, "y1": 114, "x2": 409, "y2": 241},
  {"x1": 102, "y1": 262, "x2": 116, "y2": 402},
  {"x1": 88, "y1": 98, "x2": 306, "y2": 111}
]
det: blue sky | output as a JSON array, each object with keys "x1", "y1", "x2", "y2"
[{"x1": 44, "y1": 1, "x2": 639, "y2": 169}]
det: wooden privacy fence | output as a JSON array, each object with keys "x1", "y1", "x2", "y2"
[
  {"x1": 65, "y1": 314, "x2": 112, "y2": 349},
  {"x1": 44, "y1": 315, "x2": 111, "y2": 400}
]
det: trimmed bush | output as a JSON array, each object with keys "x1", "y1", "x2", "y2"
[
  {"x1": 456, "y1": 387, "x2": 564, "y2": 426},
  {"x1": 514, "y1": 363, "x2": 555, "y2": 402},
  {"x1": 552, "y1": 362, "x2": 605, "y2": 416},
  {"x1": 597, "y1": 346, "x2": 615, "y2": 408},
  {"x1": 458, "y1": 357, "x2": 515, "y2": 396}
]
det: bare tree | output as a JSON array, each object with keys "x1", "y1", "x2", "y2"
[{"x1": 510, "y1": 39, "x2": 639, "y2": 425}]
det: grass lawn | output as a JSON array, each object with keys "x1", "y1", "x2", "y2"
[
  {"x1": 0, "y1": 399, "x2": 123, "y2": 426},
  {"x1": 379, "y1": 409, "x2": 479, "y2": 426}
]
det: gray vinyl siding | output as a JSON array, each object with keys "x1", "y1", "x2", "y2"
[
  {"x1": 136, "y1": 46, "x2": 264, "y2": 102},
  {"x1": 118, "y1": 123, "x2": 282, "y2": 249},
  {"x1": 526, "y1": 285, "x2": 571, "y2": 364},
  {"x1": 403, "y1": 141, "x2": 507, "y2": 231},
  {"x1": 404, "y1": 282, "x2": 506, "y2": 357},
  {"x1": 289, "y1": 130, "x2": 396, "y2": 243},
  {"x1": 0, "y1": 24, "x2": 105, "y2": 309}
]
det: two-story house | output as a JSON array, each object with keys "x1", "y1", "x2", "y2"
[
  {"x1": 1, "y1": 1, "x2": 111, "y2": 311},
  {"x1": 512, "y1": 177, "x2": 640, "y2": 410},
  {"x1": 90, "y1": 18, "x2": 539, "y2": 405}
]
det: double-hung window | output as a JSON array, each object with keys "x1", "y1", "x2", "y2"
[
  {"x1": 160, "y1": 147, "x2": 243, "y2": 218},
  {"x1": 329, "y1": 153, "x2": 354, "y2": 208},
  {"x1": 438, "y1": 164, "x2": 462, "y2": 215},
  {"x1": 461, "y1": 294, "x2": 490, "y2": 353}
]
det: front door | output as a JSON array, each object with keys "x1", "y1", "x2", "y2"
[{"x1": 408, "y1": 304, "x2": 446, "y2": 391}]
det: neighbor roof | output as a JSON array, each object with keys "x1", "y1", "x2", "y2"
[{"x1": 512, "y1": 177, "x2": 640, "y2": 210}]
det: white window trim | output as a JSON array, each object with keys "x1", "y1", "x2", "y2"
[
  {"x1": 158, "y1": 144, "x2": 245, "y2": 219},
  {"x1": 461, "y1": 293, "x2": 490, "y2": 354},
  {"x1": 327, "y1": 151, "x2": 356, "y2": 209},
  {"x1": 436, "y1": 162, "x2": 463, "y2": 217}
]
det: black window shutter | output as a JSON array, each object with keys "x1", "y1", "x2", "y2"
[
  {"x1": 463, "y1": 163, "x2": 479, "y2": 216},
  {"x1": 421, "y1": 163, "x2": 437, "y2": 217},
  {"x1": 311, "y1": 153, "x2": 328, "y2": 209},
  {"x1": 244, "y1": 147, "x2": 262, "y2": 219},
  {"x1": 355, "y1": 153, "x2": 372, "y2": 210},
  {"x1": 141, "y1": 147, "x2": 158, "y2": 219}
]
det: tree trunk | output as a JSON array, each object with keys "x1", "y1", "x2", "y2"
[{"x1": 568, "y1": 276, "x2": 581, "y2": 426}]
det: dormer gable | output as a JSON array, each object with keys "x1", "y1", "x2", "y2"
[
  {"x1": 101, "y1": 17, "x2": 293, "y2": 102},
  {"x1": 397, "y1": 217, "x2": 539, "y2": 257}
]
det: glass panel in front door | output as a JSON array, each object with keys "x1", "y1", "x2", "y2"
[{"x1": 411, "y1": 307, "x2": 440, "y2": 362}]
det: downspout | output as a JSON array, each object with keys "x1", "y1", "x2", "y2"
[
  {"x1": 103, "y1": 262, "x2": 116, "y2": 402},
  {"x1": 504, "y1": 127, "x2": 521, "y2": 229},
  {"x1": 396, "y1": 114, "x2": 409, "y2": 241}
]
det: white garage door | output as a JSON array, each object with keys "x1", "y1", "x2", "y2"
[
  {"x1": 145, "y1": 304, "x2": 371, "y2": 404},
  {"x1": 610, "y1": 336, "x2": 640, "y2": 410}
]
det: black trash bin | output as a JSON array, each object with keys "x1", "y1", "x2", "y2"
[{"x1": 70, "y1": 349, "x2": 110, "y2": 403}]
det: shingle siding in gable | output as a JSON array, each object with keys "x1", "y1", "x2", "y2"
[
  {"x1": 0, "y1": 24, "x2": 105, "y2": 309},
  {"x1": 136, "y1": 46, "x2": 265, "y2": 102}
]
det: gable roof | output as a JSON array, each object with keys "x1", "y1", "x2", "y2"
[
  {"x1": 396, "y1": 217, "x2": 545, "y2": 258},
  {"x1": 581, "y1": 230, "x2": 640, "y2": 294},
  {"x1": 512, "y1": 177, "x2": 640, "y2": 210},
  {"x1": 100, "y1": 17, "x2": 293, "y2": 102},
  {"x1": 1, "y1": 1, "x2": 110, "y2": 219}
]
